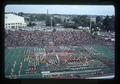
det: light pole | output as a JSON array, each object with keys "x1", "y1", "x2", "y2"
[
  {"x1": 51, "y1": 17, "x2": 53, "y2": 28},
  {"x1": 90, "y1": 16, "x2": 92, "y2": 33}
]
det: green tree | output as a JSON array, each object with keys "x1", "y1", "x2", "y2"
[
  {"x1": 96, "y1": 16, "x2": 101, "y2": 24},
  {"x1": 18, "y1": 12, "x2": 24, "y2": 16},
  {"x1": 29, "y1": 15, "x2": 35, "y2": 21},
  {"x1": 37, "y1": 14, "x2": 47, "y2": 21},
  {"x1": 54, "y1": 17, "x2": 62, "y2": 24},
  {"x1": 27, "y1": 22, "x2": 36, "y2": 27},
  {"x1": 46, "y1": 16, "x2": 51, "y2": 26},
  {"x1": 103, "y1": 16, "x2": 111, "y2": 31},
  {"x1": 96, "y1": 16, "x2": 103, "y2": 30},
  {"x1": 109, "y1": 16, "x2": 115, "y2": 31},
  {"x1": 72, "y1": 15, "x2": 90, "y2": 27}
]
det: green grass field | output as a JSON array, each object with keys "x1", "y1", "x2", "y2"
[
  {"x1": 5, "y1": 45, "x2": 114, "y2": 79},
  {"x1": 5, "y1": 47, "x2": 44, "y2": 79},
  {"x1": 92, "y1": 45, "x2": 114, "y2": 60}
]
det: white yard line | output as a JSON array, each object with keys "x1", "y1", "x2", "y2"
[
  {"x1": 12, "y1": 49, "x2": 23, "y2": 75},
  {"x1": 56, "y1": 54, "x2": 60, "y2": 63},
  {"x1": 86, "y1": 75, "x2": 114, "y2": 79},
  {"x1": 11, "y1": 51, "x2": 19, "y2": 75},
  {"x1": 5, "y1": 49, "x2": 20, "y2": 75}
]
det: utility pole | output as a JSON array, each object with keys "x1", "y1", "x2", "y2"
[
  {"x1": 51, "y1": 17, "x2": 53, "y2": 28},
  {"x1": 47, "y1": 9, "x2": 48, "y2": 15},
  {"x1": 90, "y1": 15, "x2": 92, "y2": 33},
  {"x1": 46, "y1": 9, "x2": 48, "y2": 27}
]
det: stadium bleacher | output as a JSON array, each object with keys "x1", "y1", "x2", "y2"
[{"x1": 5, "y1": 29, "x2": 114, "y2": 79}]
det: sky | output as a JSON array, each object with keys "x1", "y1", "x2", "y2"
[{"x1": 5, "y1": 5, "x2": 115, "y2": 16}]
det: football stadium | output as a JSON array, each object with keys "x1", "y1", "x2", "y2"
[
  {"x1": 5, "y1": 29, "x2": 115, "y2": 79},
  {"x1": 4, "y1": 5, "x2": 115, "y2": 79}
]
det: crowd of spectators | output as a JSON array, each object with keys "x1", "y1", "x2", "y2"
[{"x1": 5, "y1": 29, "x2": 114, "y2": 47}]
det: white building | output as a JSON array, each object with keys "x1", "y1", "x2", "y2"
[{"x1": 5, "y1": 14, "x2": 27, "y2": 30}]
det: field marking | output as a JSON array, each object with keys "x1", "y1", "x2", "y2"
[
  {"x1": 6, "y1": 48, "x2": 24, "y2": 75},
  {"x1": 7, "y1": 49, "x2": 17, "y2": 75},
  {"x1": 5, "y1": 46, "x2": 114, "y2": 78},
  {"x1": 13, "y1": 49, "x2": 21, "y2": 74},
  {"x1": 18, "y1": 49, "x2": 28, "y2": 75},
  {"x1": 86, "y1": 75, "x2": 114, "y2": 79}
]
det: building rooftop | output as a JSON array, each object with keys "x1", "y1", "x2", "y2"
[{"x1": 5, "y1": 14, "x2": 26, "y2": 24}]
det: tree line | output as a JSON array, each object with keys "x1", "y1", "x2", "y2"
[{"x1": 18, "y1": 12, "x2": 115, "y2": 31}]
